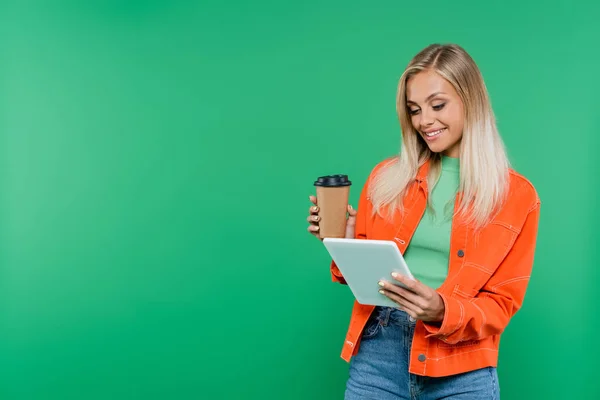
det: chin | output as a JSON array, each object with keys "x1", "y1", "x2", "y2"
[{"x1": 426, "y1": 144, "x2": 448, "y2": 154}]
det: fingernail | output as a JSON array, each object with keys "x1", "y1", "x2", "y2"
[
  {"x1": 379, "y1": 290, "x2": 384, "y2": 295},
  {"x1": 378, "y1": 281, "x2": 384, "y2": 287},
  {"x1": 391, "y1": 272, "x2": 399, "y2": 278}
]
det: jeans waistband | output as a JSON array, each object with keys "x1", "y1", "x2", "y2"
[{"x1": 373, "y1": 306, "x2": 416, "y2": 326}]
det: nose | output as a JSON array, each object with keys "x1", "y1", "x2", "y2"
[{"x1": 419, "y1": 108, "x2": 435, "y2": 129}]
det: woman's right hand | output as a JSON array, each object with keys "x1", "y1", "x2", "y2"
[{"x1": 307, "y1": 195, "x2": 357, "y2": 240}]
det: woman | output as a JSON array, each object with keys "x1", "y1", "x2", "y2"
[{"x1": 307, "y1": 43, "x2": 541, "y2": 399}]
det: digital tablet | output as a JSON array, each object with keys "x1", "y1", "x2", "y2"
[{"x1": 322, "y1": 238, "x2": 414, "y2": 308}]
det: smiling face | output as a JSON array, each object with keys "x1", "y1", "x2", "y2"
[{"x1": 405, "y1": 70, "x2": 465, "y2": 158}]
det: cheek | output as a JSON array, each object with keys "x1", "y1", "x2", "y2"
[
  {"x1": 410, "y1": 115, "x2": 420, "y2": 129},
  {"x1": 444, "y1": 107, "x2": 464, "y2": 135}
]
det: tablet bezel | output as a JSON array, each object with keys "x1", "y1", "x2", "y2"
[{"x1": 322, "y1": 238, "x2": 415, "y2": 308}]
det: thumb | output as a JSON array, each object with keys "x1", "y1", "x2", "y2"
[{"x1": 347, "y1": 205, "x2": 358, "y2": 217}]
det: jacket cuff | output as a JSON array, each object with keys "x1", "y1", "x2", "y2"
[
  {"x1": 423, "y1": 293, "x2": 462, "y2": 340},
  {"x1": 330, "y1": 260, "x2": 347, "y2": 284}
]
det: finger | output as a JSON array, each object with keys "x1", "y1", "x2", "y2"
[
  {"x1": 379, "y1": 289, "x2": 421, "y2": 317},
  {"x1": 379, "y1": 279, "x2": 430, "y2": 311},
  {"x1": 346, "y1": 205, "x2": 357, "y2": 227},
  {"x1": 399, "y1": 306, "x2": 419, "y2": 320},
  {"x1": 309, "y1": 195, "x2": 318, "y2": 206},
  {"x1": 306, "y1": 214, "x2": 320, "y2": 224},
  {"x1": 379, "y1": 279, "x2": 421, "y2": 304},
  {"x1": 308, "y1": 205, "x2": 319, "y2": 215},
  {"x1": 307, "y1": 225, "x2": 320, "y2": 234},
  {"x1": 391, "y1": 273, "x2": 426, "y2": 297}
]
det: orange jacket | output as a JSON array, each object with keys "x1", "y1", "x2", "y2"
[{"x1": 330, "y1": 158, "x2": 541, "y2": 377}]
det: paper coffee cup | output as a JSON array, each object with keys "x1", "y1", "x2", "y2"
[{"x1": 314, "y1": 174, "x2": 352, "y2": 239}]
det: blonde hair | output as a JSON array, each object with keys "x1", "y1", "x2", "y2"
[{"x1": 369, "y1": 43, "x2": 510, "y2": 229}]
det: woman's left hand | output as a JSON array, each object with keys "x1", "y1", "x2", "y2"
[{"x1": 378, "y1": 273, "x2": 445, "y2": 323}]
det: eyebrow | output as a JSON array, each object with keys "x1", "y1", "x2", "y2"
[{"x1": 406, "y1": 92, "x2": 446, "y2": 105}]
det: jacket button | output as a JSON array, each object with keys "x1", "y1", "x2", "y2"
[
  {"x1": 457, "y1": 249, "x2": 464, "y2": 257},
  {"x1": 418, "y1": 354, "x2": 426, "y2": 362}
]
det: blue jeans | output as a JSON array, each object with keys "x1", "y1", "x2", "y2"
[{"x1": 345, "y1": 307, "x2": 500, "y2": 400}]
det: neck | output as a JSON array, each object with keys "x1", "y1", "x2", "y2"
[{"x1": 441, "y1": 154, "x2": 460, "y2": 172}]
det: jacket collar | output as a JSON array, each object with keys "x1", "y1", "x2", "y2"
[{"x1": 415, "y1": 158, "x2": 431, "y2": 182}]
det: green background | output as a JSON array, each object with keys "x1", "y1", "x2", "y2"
[{"x1": 0, "y1": 1, "x2": 598, "y2": 399}]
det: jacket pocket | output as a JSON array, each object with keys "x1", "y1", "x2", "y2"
[
  {"x1": 465, "y1": 221, "x2": 521, "y2": 277},
  {"x1": 488, "y1": 221, "x2": 520, "y2": 255}
]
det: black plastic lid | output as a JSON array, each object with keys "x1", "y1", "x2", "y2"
[{"x1": 314, "y1": 174, "x2": 352, "y2": 187}]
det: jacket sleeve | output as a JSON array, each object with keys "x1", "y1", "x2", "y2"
[
  {"x1": 423, "y1": 201, "x2": 541, "y2": 343},
  {"x1": 330, "y1": 178, "x2": 371, "y2": 284}
]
